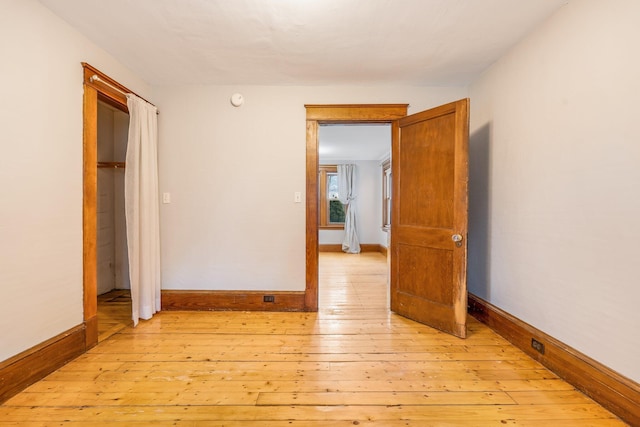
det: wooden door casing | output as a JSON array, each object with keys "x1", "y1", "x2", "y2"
[{"x1": 304, "y1": 104, "x2": 409, "y2": 311}]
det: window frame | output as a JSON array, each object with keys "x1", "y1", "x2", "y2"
[{"x1": 319, "y1": 165, "x2": 345, "y2": 229}]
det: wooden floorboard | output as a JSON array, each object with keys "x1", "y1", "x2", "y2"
[
  {"x1": 0, "y1": 253, "x2": 626, "y2": 425},
  {"x1": 97, "y1": 289, "x2": 132, "y2": 343}
]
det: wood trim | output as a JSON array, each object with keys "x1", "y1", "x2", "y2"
[
  {"x1": 82, "y1": 62, "x2": 155, "y2": 109},
  {"x1": 359, "y1": 243, "x2": 386, "y2": 254},
  {"x1": 319, "y1": 244, "x2": 387, "y2": 254},
  {"x1": 318, "y1": 165, "x2": 337, "y2": 228},
  {"x1": 0, "y1": 324, "x2": 85, "y2": 403},
  {"x1": 468, "y1": 293, "x2": 640, "y2": 426},
  {"x1": 84, "y1": 315, "x2": 98, "y2": 350},
  {"x1": 318, "y1": 165, "x2": 347, "y2": 229},
  {"x1": 97, "y1": 161, "x2": 126, "y2": 169},
  {"x1": 305, "y1": 119, "x2": 319, "y2": 311},
  {"x1": 319, "y1": 225, "x2": 345, "y2": 230},
  {"x1": 305, "y1": 104, "x2": 408, "y2": 312},
  {"x1": 319, "y1": 244, "x2": 345, "y2": 252},
  {"x1": 82, "y1": 63, "x2": 130, "y2": 110},
  {"x1": 379, "y1": 244, "x2": 388, "y2": 257},
  {"x1": 161, "y1": 290, "x2": 306, "y2": 312},
  {"x1": 82, "y1": 63, "x2": 131, "y2": 350},
  {"x1": 305, "y1": 104, "x2": 408, "y2": 121},
  {"x1": 82, "y1": 80, "x2": 99, "y2": 350}
]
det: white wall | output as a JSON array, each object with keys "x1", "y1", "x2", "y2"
[
  {"x1": 96, "y1": 103, "x2": 130, "y2": 294},
  {"x1": 468, "y1": 0, "x2": 640, "y2": 382},
  {"x1": 113, "y1": 111, "x2": 130, "y2": 290},
  {"x1": 154, "y1": 86, "x2": 467, "y2": 291},
  {"x1": 0, "y1": 0, "x2": 150, "y2": 362},
  {"x1": 318, "y1": 160, "x2": 385, "y2": 247},
  {"x1": 97, "y1": 104, "x2": 116, "y2": 295}
]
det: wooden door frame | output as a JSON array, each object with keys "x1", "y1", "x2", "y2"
[
  {"x1": 81, "y1": 63, "x2": 132, "y2": 349},
  {"x1": 304, "y1": 104, "x2": 408, "y2": 310}
]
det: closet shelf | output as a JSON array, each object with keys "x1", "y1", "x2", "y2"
[{"x1": 98, "y1": 162, "x2": 126, "y2": 169}]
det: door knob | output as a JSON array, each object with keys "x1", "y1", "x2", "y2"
[{"x1": 452, "y1": 234, "x2": 463, "y2": 247}]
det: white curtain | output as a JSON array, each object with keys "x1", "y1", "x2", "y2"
[
  {"x1": 338, "y1": 164, "x2": 361, "y2": 254},
  {"x1": 125, "y1": 94, "x2": 161, "y2": 326}
]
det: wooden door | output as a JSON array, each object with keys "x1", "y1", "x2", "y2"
[{"x1": 390, "y1": 99, "x2": 469, "y2": 338}]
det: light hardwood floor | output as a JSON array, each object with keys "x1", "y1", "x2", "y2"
[
  {"x1": 97, "y1": 289, "x2": 132, "y2": 343},
  {"x1": 0, "y1": 253, "x2": 625, "y2": 426}
]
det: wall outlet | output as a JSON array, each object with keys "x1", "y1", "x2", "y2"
[
  {"x1": 263, "y1": 295, "x2": 275, "y2": 303},
  {"x1": 531, "y1": 338, "x2": 545, "y2": 355}
]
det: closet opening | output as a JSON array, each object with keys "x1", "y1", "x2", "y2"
[
  {"x1": 83, "y1": 63, "x2": 143, "y2": 348},
  {"x1": 96, "y1": 99, "x2": 132, "y2": 341},
  {"x1": 83, "y1": 62, "x2": 160, "y2": 348}
]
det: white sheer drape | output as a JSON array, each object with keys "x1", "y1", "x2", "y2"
[
  {"x1": 338, "y1": 164, "x2": 360, "y2": 254},
  {"x1": 125, "y1": 94, "x2": 161, "y2": 326}
]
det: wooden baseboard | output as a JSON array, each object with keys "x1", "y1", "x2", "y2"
[
  {"x1": 379, "y1": 245, "x2": 388, "y2": 257},
  {"x1": 468, "y1": 293, "x2": 640, "y2": 426},
  {"x1": 84, "y1": 315, "x2": 98, "y2": 350},
  {"x1": 319, "y1": 243, "x2": 387, "y2": 254},
  {"x1": 161, "y1": 290, "x2": 307, "y2": 312},
  {"x1": 319, "y1": 244, "x2": 344, "y2": 252},
  {"x1": 0, "y1": 324, "x2": 86, "y2": 403}
]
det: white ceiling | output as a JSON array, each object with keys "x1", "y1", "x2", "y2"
[
  {"x1": 38, "y1": 0, "x2": 567, "y2": 86},
  {"x1": 319, "y1": 124, "x2": 391, "y2": 162}
]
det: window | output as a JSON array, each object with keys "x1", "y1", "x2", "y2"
[
  {"x1": 319, "y1": 165, "x2": 346, "y2": 228},
  {"x1": 382, "y1": 158, "x2": 391, "y2": 230}
]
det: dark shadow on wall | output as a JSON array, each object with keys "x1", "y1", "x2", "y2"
[{"x1": 468, "y1": 122, "x2": 492, "y2": 300}]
